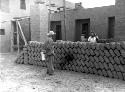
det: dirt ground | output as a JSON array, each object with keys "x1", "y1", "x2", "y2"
[{"x1": 0, "y1": 53, "x2": 125, "y2": 92}]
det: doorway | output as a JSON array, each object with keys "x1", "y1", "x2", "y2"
[
  {"x1": 108, "y1": 16, "x2": 115, "y2": 39},
  {"x1": 75, "y1": 19, "x2": 90, "y2": 41},
  {"x1": 11, "y1": 18, "x2": 31, "y2": 51},
  {"x1": 56, "y1": 25, "x2": 62, "y2": 40},
  {"x1": 50, "y1": 21, "x2": 62, "y2": 41}
]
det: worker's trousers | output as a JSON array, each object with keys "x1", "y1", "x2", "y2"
[{"x1": 46, "y1": 55, "x2": 54, "y2": 75}]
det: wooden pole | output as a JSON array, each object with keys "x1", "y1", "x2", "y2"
[
  {"x1": 10, "y1": 21, "x2": 14, "y2": 52},
  {"x1": 63, "y1": 0, "x2": 66, "y2": 41},
  {"x1": 16, "y1": 20, "x2": 20, "y2": 53},
  {"x1": 17, "y1": 20, "x2": 27, "y2": 45},
  {"x1": 48, "y1": 0, "x2": 51, "y2": 33}
]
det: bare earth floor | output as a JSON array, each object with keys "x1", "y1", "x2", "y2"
[{"x1": 0, "y1": 53, "x2": 125, "y2": 92}]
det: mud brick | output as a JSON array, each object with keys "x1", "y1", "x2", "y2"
[
  {"x1": 104, "y1": 50, "x2": 111, "y2": 57},
  {"x1": 85, "y1": 55, "x2": 89, "y2": 61},
  {"x1": 102, "y1": 69, "x2": 108, "y2": 77},
  {"x1": 84, "y1": 66, "x2": 89, "y2": 74},
  {"x1": 94, "y1": 62, "x2": 99, "y2": 69},
  {"x1": 99, "y1": 50, "x2": 104, "y2": 56},
  {"x1": 120, "y1": 41, "x2": 125, "y2": 50},
  {"x1": 105, "y1": 43, "x2": 110, "y2": 50},
  {"x1": 99, "y1": 44, "x2": 105, "y2": 50},
  {"x1": 81, "y1": 60, "x2": 85, "y2": 67},
  {"x1": 81, "y1": 49, "x2": 85, "y2": 54},
  {"x1": 89, "y1": 56, "x2": 95, "y2": 62},
  {"x1": 91, "y1": 44, "x2": 96, "y2": 50},
  {"x1": 98, "y1": 62, "x2": 104, "y2": 69},
  {"x1": 108, "y1": 63, "x2": 114, "y2": 71},
  {"x1": 86, "y1": 43, "x2": 91, "y2": 49},
  {"x1": 96, "y1": 44, "x2": 100, "y2": 50},
  {"x1": 114, "y1": 49, "x2": 120, "y2": 57},
  {"x1": 114, "y1": 64, "x2": 120, "y2": 72},
  {"x1": 123, "y1": 73, "x2": 125, "y2": 80},
  {"x1": 90, "y1": 49, "x2": 95, "y2": 56},
  {"x1": 118, "y1": 65, "x2": 125, "y2": 73},
  {"x1": 77, "y1": 48, "x2": 81, "y2": 54},
  {"x1": 85, "y1": 61, "x2": 90, "y2": 67},
  {"x1": 94, "y1": 56, "x2": 99, "y2": 62},
  {"x1": 119, "y1": 56, "x2": 125, "y2": 64},
  {"x1": 107, "y1": 70, "x2": 113, "y2": 78},
  {"x1": 104, "y1": 62, "x2": 109, "y2": 70},
  {"x1": 109, "y1": 57, "x2": 115, "y2": 64},
  {"x1": 88, "y1": 67, "x2": 93, "y2": 74},
  {"x1": 117, "y1": 72, "x2": 124, "y2": 80},
  {"x1": 98, "y1": 69, "x2": 103, "y2": 76},
  {"x1": 104, "y1": 56, "x2": 110, "y2": 63},
  {"x1": 114, "y1": 56, "x2": 121, "y2": 65},
  {"x1": 116, "y1": 43, "x2": 122, "y2": 50},
  {"x1": 89, "y1": 61, "x2": 94, "y2": 68},
  {"x1": 85, "y1": 49, "x2": 90, "y2": 56},
  {"x1": 120, "y1": 50, "x2": 125, "y2": 58},
  {"x1": 112, "y1": 71, "x2": 119, "y2": 79},
  {"x1": 93, "y1": 68, "x2": 98, "y2": 75},
  {"x1": 109, "y1": 42, "x2": 116, "y2": 49},
  {"x1": 77, "y1": 60, "x2": 82, "y2": 66},
  {"x1": 79, "y1": 65, "x2": 85, "y2": 72},
  {"x1": 109, "y1": 49, "x2": 115, "y2": 57},
  {"x1": 94, "y1": 50, "x2": 100, "y2": 56},
  {"x1": 99, "y1": 56, "x2": 104, "y2": 63}
]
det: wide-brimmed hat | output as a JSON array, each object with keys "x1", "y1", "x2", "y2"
[{"x1": 47, "y1": 31, "x2": 56, "y2": 36}]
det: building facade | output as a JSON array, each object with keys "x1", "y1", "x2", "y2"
[
  {"x1": 0, "y1": 0, "x2": 36, "y2": 53},
  {"x1": 50, "y1": 0, "x2": 125, "y2": 41},
  {"x1": 0, "y1": 0, "x2": 75, "y2": 53}
]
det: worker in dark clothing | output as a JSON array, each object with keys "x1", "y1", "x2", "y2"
[{"x1": 43, "y1": 31, "x2": 56, "y2": 75}]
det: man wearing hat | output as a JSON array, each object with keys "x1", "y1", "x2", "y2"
[{"x1": 43, "y1": 31, "x2": 56, "y2": 75}]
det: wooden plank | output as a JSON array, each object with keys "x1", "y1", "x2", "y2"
[
  {"x1": 10, "y1": 21, "x2": 14, "y2": 52},
  {"x1": 17, "y1": 21, "x2": 27, "y2": 45},
  {"x1": 16, "y1": 21, "x2": 20, "y2": 53}
]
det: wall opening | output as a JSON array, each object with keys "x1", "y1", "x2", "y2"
[
  {"x1": 108, "y1": 16, "x2": 115, "y2": 39},
  {"x1": 75, "y1": 19, "x2": 90, "y2": 41},
  {"x1": 0, "y1": 29, "x2": 5, "y2": 35},
  {"x1": 20, "y1": 0, "x2": 26, "y2": 10},
  {"x1": 56, "y1": 25, "x2": 62, "y2": 40},
  {"x1": 50, "y1": 21, "x2": 62, "y2": 41},
  {"x1": 11, "y1": 18, "x2": 31, "y2": 51}
]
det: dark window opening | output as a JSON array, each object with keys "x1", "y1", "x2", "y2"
[
  {"x1": 75, "y1": 19, "x2": 90, "y2": 41},
  {"x1": 20, "y1": 0, "x2": 26, "y2": 10},
  {"x1": 108, "y1": 16, "x2": 115, "y2": 39},
  {"x1": 0, "y1": 29, "x2": 5, "y2": 35},
  {"x1": 82, "y1": 23, "x2": 89, "y2": 38},
  {"x1": 56, "y1": 25, "x2": 62, "y2": 40}
]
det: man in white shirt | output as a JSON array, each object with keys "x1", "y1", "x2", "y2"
[{"x1": 88, "y1": 32, "x2": 98, "y2": 43}]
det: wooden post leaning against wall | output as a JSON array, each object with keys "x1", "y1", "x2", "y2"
[
  {"x1": 10, "y1": 21, "x2": 14, "y2": 52},
  {"x1": 16, "y1": 20, "x2": 20, "y2": 53},
  {"x1": 17, "y1": 21, "x2": 27, "y2": 45}
]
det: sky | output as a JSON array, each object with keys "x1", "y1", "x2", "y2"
[{"x1": 67, "y1": 0, "x2": 116, "y2": 8}]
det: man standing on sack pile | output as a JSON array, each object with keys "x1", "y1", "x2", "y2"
[{"x1": 43, "y1": 31, "x2": 56, "y2": 75}]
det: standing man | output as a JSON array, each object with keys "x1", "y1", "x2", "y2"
[{"x1": 43, "y1": 31, "x2": 56, "y2": 75}]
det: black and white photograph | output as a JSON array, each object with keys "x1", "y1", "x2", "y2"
[{"x1": 0, "y1": 0, "x2": 125, "y2": 91}]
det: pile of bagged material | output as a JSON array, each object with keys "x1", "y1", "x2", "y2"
[{"x1": 15, "y1": 41, "x2": 125, "y2": 80}]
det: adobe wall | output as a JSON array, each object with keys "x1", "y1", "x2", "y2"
[
  {"x1": 50, "y1": 0, "x2": 125, "y2": 41},
  {"x1": 0, "y1": 0, "x2": 35, "y2": 53}
]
